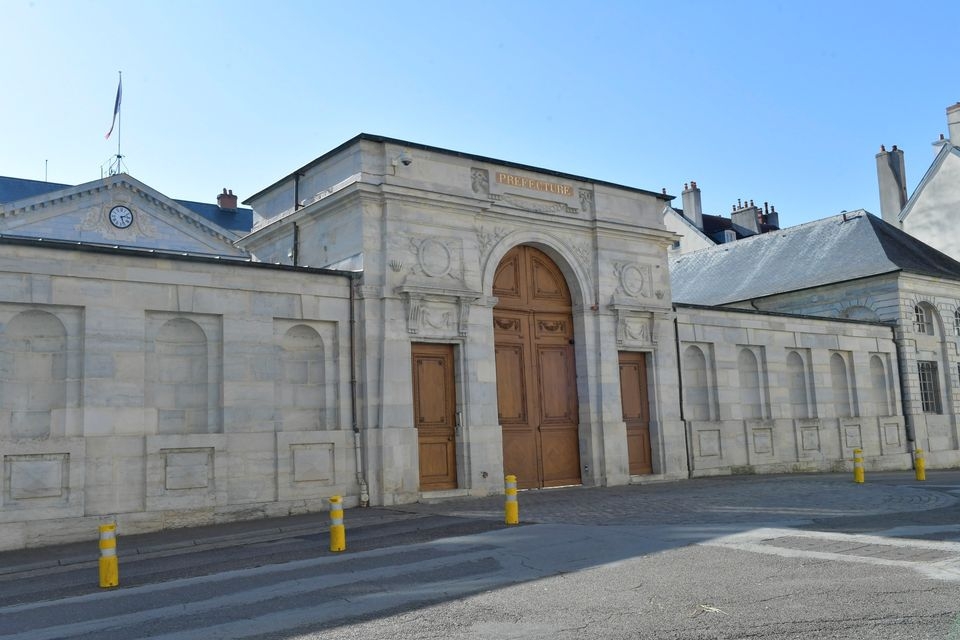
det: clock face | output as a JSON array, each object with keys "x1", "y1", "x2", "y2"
[{"x1": 109, "y1": 205, "x2": 133, "y2": 229}]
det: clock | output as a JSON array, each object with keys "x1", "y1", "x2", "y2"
[{"x1": 108, "y1": 205, "x2": 134, "y2": 229}]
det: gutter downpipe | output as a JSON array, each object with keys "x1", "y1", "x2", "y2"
[
  {"x1": 673, "y1": 309, "x2": 692, "y2": 478},
  {"x1": 350, "y1": 273, "x2": 370, "y2": 506},
  {"x1": 892, "y1": 322, "x2": 916, "y2": 459}
]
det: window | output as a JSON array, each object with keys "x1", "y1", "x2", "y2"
[
  {"x1": 954, "y1": 309, "x2": 960, "y2": 337},
  {"x1": 914, "y1": 305, "x2": 933, "y2": 334},
  {"x1": 918, "y1": 361, "x2": 942, "y2": 413}
]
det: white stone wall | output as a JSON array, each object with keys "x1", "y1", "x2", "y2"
[
  {"x1": 676, "y1": 305, "x2": 910, "y2": 475},
  {"x1": 0, "y1": 244, "x2": 354, "y2": 550}
]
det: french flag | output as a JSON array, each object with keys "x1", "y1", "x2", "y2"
[{"x1": 105, "y1": 77, "x2": 122, "y2": 140}]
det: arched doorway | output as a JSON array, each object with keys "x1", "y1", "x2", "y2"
[{"x1": 493, "y1": 245, "x2": 581, "y2": 489}]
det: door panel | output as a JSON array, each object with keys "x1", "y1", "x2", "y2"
[
  {"x1": 494, "y1": 245, "x2": 581, "y2": 489},
  {"x1": 412, "y1": 343, "x2": 457, "y2": 490},
  {"x1": 619, "y1": 351, "x2": 653, "y2": 475}
]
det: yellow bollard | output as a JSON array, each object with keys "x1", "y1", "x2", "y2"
[
  {"x1": 98, "y1": 523, "x2": 119, "y2": 588},
  {"x1": 504, "y1": 475, "x2": 519, "y2": 525},
  {"x1": 329, "y1": 495, "x2": 345, "y2": 552},
  {"x1": 853, "y1": 448, "x2": 864, "y2": 484},
  {"x1": 915, "y1": 448, "x2": 926, "y2": 481}
]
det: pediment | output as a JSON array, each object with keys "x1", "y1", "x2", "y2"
[{"x1": 0, "y1": 174, "x2": 247, "y2": 257}]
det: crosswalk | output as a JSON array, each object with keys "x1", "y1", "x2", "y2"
[{"x1": 702, "y1": 527, "x2": 960, "y2": 582}]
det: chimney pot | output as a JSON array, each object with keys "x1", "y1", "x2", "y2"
[
  {"x1": 892, "y1": 144, "x2": 898, "y2": 151},
  {"x1": 880, "y1": 144, "x2": 886, "y2": 152},
  {"x1": 683, "y1": 182, "x2": 689, "y2": 190},
  {"x1": 217, "y1": 188, "x2": 238, "y2": 211}
]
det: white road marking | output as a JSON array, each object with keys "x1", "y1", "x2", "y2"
[{"x1": 702, "y1": 527, "x2": 960, "y2": 581}]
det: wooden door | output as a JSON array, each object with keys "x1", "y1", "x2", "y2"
[
  {"x1": 619, "y1": 351, "x2": 653, "y2": 475},
  {"x1": 494, "y1": 246, "x2": 581, "y2": 489},
  {"x1": 411, "y1": 343, "x2": 457, "y2": 490}
]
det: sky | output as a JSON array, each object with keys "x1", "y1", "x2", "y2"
[{"x1": 2, "y1": 0, "x2": 959, "y2": 227}]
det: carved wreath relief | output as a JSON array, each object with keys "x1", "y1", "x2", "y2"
[
  {"x1": 613, "y1": 262, "x2": 652, "y2": 298},
  {"x1": 407, "y1": 235, "x2": 464, "y2": 283}
]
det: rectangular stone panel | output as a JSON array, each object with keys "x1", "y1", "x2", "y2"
[
  {"x1": 800, "y1": 427, "x2": 820, "y2": 451},
  {"x1": 883, "y1": 423, "x2": 901, "y2": 446},
  {"x1": 697, "y1": 430, "x2": 721, "y2": 457},
  {"x1": 162, "y1": 448, "x2": 212, "y2": 490},
  {"x1": 292, "y1": 443, "x2": 334, "y2": 484},
  {"x1": 6, "y1": 454, "x2": 66, "y2": 500},
  {"x1": 752, "y1": 428, "x2": 773, "y2": 455},
  {"x1": 844, "y1": 424, "x2": 862, "y2": 449}
]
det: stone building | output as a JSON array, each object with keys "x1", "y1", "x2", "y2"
[
  {"x1": 0, "y1": 135, "x2": 951, "y2": 550},
  {"x1": 671, "y1": 210, "x2": 960, "y2": 471},
  {"x1": 0, "y1": 136, "x2": 688, "y2": 548}
]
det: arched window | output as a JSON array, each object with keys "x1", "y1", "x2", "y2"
[
  {"x1": 787, "y1": 351, "x2": 809, "y2": 419},
  {"x1": 830, "y1": 353, "x2": 852, "y2": 417},
  {"x1": 682, "y1": 345, "x2": 711, "y2": 421},
  {"x1": 738, "y1": 348, "x2": 762, "y2": 420}
]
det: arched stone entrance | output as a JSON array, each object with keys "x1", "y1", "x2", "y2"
[{"x1": 493, "y1": 245, "x2": 581, "y2": 489}]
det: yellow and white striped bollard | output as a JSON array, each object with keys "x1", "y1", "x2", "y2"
[
  {"x1": 98, "y1": 523, "x2": 119, "y2": 588},
  {"x1": 329, "y1": 495, "x2": 345, "y2": 552},
  {"x1": 504, "y1": 475, "x2": 519, "y2": 525},
  {"x1": 853, "y1": 448, "x2": 864, "y2": 484},
  {"x1": 915, "y1": 447, "x2": 926, "y2": 481}
]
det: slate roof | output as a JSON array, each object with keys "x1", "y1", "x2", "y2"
[
  {"x1": 0, "y1": 176, "x2": 254, "y2": 234},
  {"x1": 669, "y1": 211, "x2": 960, "y2": 306},
  {"x1": 0, "y1": 176, "x2": 71, "y2": 203}
]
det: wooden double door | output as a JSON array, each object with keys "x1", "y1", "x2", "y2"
[{"x1": 494, "y1": 246, "x2": 581, "y2": 489}]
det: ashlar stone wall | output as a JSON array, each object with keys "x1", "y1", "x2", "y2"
[
  {"x1": 676, "y1": 305, "x2": 910, "y2": 475},
  {"x1": 0, "y1": 243, "x2": 354, "y2": 550}
]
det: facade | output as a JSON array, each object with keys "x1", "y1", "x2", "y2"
[
  {"x1": 671, "y1": 211, "x2": 960, "y2": 469},
  {"x1": 0, "y1": 137, "x2": 690, "y2": 548},
  {"x1": 4, "y1": 134, "x2": 955, "y2": 551},
  {"x1": 238, "y1": 135, "x2": 688, "y2": 502}
]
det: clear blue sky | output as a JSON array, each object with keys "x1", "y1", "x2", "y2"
[{"x1": 2, "y1": 0, "x2": 959, "y2": 227}]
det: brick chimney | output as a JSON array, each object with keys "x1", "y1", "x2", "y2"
[
  {"x1": 217, "y1": 188, "x2": 237, "y2": 211},
  {"x1": 875, "y1": 144, "x2": 907, "y2": 226},
  {"x1": 681, "y1": 181, "x2": 704, "y2": 230},
  {"x1": 948, "y1": 103, "x2": 960, "y2": 146}
]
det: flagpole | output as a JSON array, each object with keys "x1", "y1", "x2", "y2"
[{"x1": 116, "y1": 70, "x2": 122, "y2": 171}]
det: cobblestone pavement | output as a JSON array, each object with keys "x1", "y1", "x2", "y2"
[{"x1": 401, "y1": 471, "x2": 960, "y2": 527}]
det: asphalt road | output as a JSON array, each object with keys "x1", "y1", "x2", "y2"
[{"x1": 2, "y1": 472, "x2": 960, "y2": 639}]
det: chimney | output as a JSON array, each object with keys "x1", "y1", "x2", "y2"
[
  {"x1": 875, "y1": 144, "x2": 907, "y2": 226},
  {"x1": 217, "y1": 188, "x2": 237, "y2": 211},
  {"x1": 681, "y1": 181, "x2": 703, "y2": 230},
  {"x1": 731, "y1": 200, "x2": 760, "y2": 234},
  {"x1": 764, "y1": 203, "x2": 780, "y2": 229},
  {"x1": 948, "y1": 103, "x2": 960, "y2": 145}
]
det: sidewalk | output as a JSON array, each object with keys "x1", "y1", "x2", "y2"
[{"x1": 2, "y1": 470, "x2": 958, "y2": 578}]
